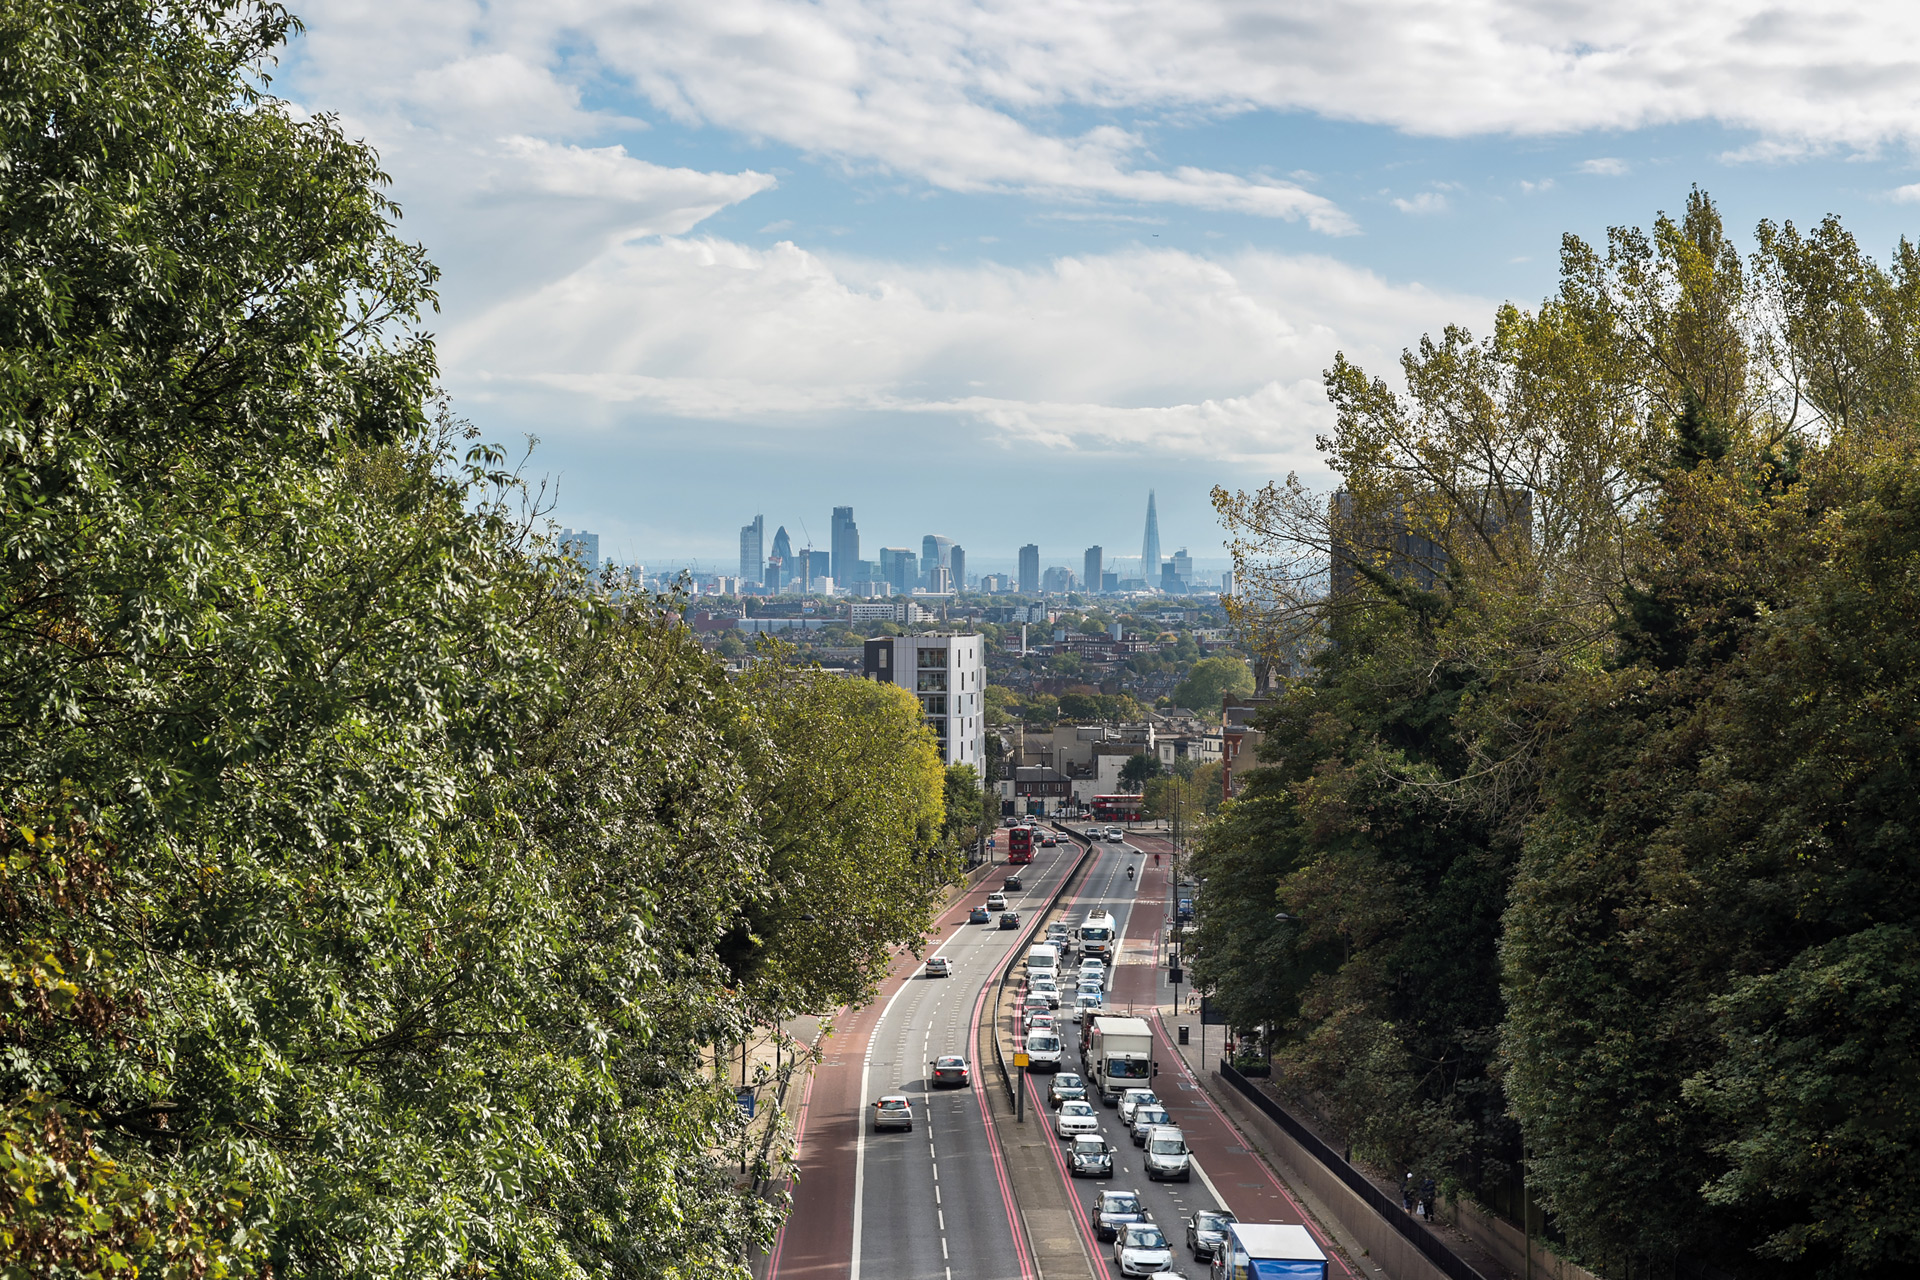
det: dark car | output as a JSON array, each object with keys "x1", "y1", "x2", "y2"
[
  {"x1": 1049, "y1": 1073, "x2": 1088, "y2": 1108},
  {"x1": 1186, "y1": 1209, "x2": 1237, "y2": 1260},
  {"x1": 929, "y1": 1055, "x2": 971, "y2": 1087},
  {"x1": 1002, "y1": 875, "x2": 1024, "y2": 891},
  {"x1": 1129, "y1": 1105, "x2": 1173, "y2": 1146},
  {"x1": 1089, "y1": 1189, "x2": 1145, "y2": 1241},
  {"x1": 1068, "y1": 1134, "x2": 1114, "y2": 1178},
  {"x1": 968, "y1": 906, "x2": 991, "y2": 924},
  {"x1": 999, "y1": 910, "x2": 1021, "y2": 929}
]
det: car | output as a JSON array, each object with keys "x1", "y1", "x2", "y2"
[
  {"x1": 929, "y1": 1055, "x2": 971, "y2": 1087},
  {"x1": 968, "y1": 906, "x2": 991, "y2": 924},
  {"x1": 924, "y1": 956, "x2": 951, "y2": 977},
  {"x1": 1048, "y1": 1073, "x2": 1088, "y2": 1108},
  {"x1": 1055, "y1": 1099, "x2": 1100, "y2": 1138},
  {"x1": 1026, "y1": 1030, "x2": 1064, "y2": 1071},
  {"x1": 1177, "y1": 897, "x2": 1194, "y2": 922},
  {"x1": 1089, "y1": 1189, "x2": 1145, "y2": 1242},
  {"x1": 1002, "y1": 874, "x2": 1024, "y2": 891},
  {"x1": 1029, "y1": 978, "x2": 1060, "y2": 1008},
  {"x1": 985, "y1": 893, "x2": 1008, "y2": 912},
  {"x1": 1129, "y1": 1105, "x2": 1173, "y2": 1146},
  {"x1": 1105, "y1": 826, "x2": 1125, "y2": 843},
  {"x1": 1027, "y1": 1011, "x2": 1056, "y2": 1032},
  {"x1": 1003, "y1": 816, "x2": 1021, "y2": 828},
  {"x1": 1114, "y1": 1222, "x2": 1175, "y2": 1276},
  {"x1": 1117, "y1": 1089, "x2": 1160, "y2": 1125},
  {"x1": 1040, "y1": 832, "x2": 1059, "y2": 847},
  {"x1": 999, "y1": 910, "x2": 1021, "y2": 929},
  {"x1": 1185, "y1": 1209, "x2": 1237, "y2": 1260},
  {"x1": 1047, "y1": 923, "x2": 1071, "y2": 944},
  {"x1": 1142, "y1": 1126, "x2": 1191, "y2": 1181},
  {"x1": 1072, "y1": 993, "x2": 1102, "y2": 1023},
  {"x1": 1068, "y1": 1134, "x2": 1114, "y2": 1178},
  {"x1": 872, "y1": 1095, "x2": 913, "y2": 1131},
  {"x1": 1079, "y1": 959, "x2": 1106, "y2": 982}
]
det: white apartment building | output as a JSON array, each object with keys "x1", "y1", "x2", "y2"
[{"x1": 862, "y1": 633, "x2": 987, "y2": 768}]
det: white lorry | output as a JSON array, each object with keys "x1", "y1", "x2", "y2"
[
  {"x1": 1078, "y1": 909, "x2": 1116, "y2": 962},
  {"x1": 1209, "y1": 1223, "x2": 1327, "y2": 1279},
  {"x1": 1086, "y1": 1015, "x2": 1155, "y2": 1104}
]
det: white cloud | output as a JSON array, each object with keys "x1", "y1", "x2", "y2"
[
  {"x1": 1890, "y1": 183, "x2": 1920, "y2": 203},
  {"x1": 442, "y1": 237, "x2": 1485, "y2": 464},
  {"x1": 1577, "y1": 157, "x2": 1631, "y2": 176},
  {"x1": 1519, "y1": 178, "x2": 1555, "y2": 193},
  {"x1": 1392, "y1": 191, "x2": 1449, "y2": 215}
]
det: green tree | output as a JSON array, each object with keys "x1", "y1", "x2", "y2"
[
  {"x1": 1171, "y1": 655, "x2": 1255, "y2": 714},
  {"x1": 1119, "y1": 752, "x2": 1161, "y2": 790}
]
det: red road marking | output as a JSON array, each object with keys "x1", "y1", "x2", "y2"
[{"x1": 968, "y1": 963, "x2": 1036, "y2": 1279}]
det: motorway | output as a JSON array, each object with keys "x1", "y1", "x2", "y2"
[
  {"x1": 769, "y1": 824, "x2": 1357, "y2": 1280},
  {"x1": 768, "y1": 836, "x2": 1082, "y2": 1280}
]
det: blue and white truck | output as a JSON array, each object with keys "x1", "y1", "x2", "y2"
[{"x1": 1208, "y1": 1223, "x2": 1328, "y2": 1279}]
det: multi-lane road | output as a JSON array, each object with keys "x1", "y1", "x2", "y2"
[{"x1": 766, "y1": 824, "x2": 1354, "y2": 1280}]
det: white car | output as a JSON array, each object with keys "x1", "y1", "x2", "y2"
[
  {"x1": 1055, "y1": 1099, "x2": 1100, "y2": 1138},
  {"x1": 1105, "y1": 827, "x2": 1125, "y2": 843},
  {"x1": 1117, "y1": 1089, "x2": 1160, "y2": 1125},
  {"x1": 1029, "y1": 978, "x2": 1060, "y2": 1008},
  {"x1": 872, "y1": 1095, "x2": 913, "y2": 1131},
  {"x1": 924, "y1": 956, "x2": 951, "y2": 977},
  {"x1": 1026, "y1": 1030, "x2": 1064, "y2": 1071},
  {"x1": 1078, "y1": 960, "x2": 1106, "y2": 985},
  {"x1": 1114, "y1": 1221, "x2": 1175, "y2": 1276},
  {"x1": 1072, "y1": 993, "x2": 1102, "y2": 1023}
]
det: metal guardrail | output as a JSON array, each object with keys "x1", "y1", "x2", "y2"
[
  {"x1": 1217, "y1": 1062, "x2": 1489, "y2": 1280},
  {"x1": 987, "y1": 823, "x2": 1097, "y2": 1105}
]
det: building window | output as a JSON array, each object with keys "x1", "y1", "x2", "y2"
[
  {"x1": 877, "y1": 649, "x2": 889, "y2": 669},
  {"x1": 917, "y1": 670, "x2": 947, "y2": 692},
  {"x1": 918, "y1": 647, "x2": 947, "y2": 668},
  {"x1": 922, "y1": 695, "x2": 948, "y2": 715}
]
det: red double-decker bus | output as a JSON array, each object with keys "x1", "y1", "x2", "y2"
[
  {"x1": 1006, "y1": 826, "x2": 1035, "y2": 864},
  {"x1": 1091, "y1": 794, "x2": 1145, "y2": 822}
]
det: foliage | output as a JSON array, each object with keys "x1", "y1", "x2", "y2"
[
  {"x1": 1057, "y1": 691, "x2": 1147, "y2": 723},
  {"x1": 1171, "y1": 656, "x2": 1254, "y2": 715},
  {"x1": 1204, "y1": 189, "x2": 1920, "y2": 1275},
  {"x1": 0, "y1": 5, "x2": 952, "y2": 1276},
  {"x1": 1118, "y1": 753, "x2": 1161, "y2": 790}
]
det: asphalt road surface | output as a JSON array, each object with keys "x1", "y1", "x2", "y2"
[{"x1": 769, "y1": 835, "x2": 1081, "y2": 1280}]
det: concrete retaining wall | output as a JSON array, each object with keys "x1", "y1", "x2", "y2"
[
  {"x1": 1209, "y1": 1075, "x2": 1454, "y2": 1280},
  {"x1": 1442, "y1": 1199, "x2": 1599, "y2": 1280}
]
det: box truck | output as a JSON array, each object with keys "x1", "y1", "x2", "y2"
[
  {"x1": 1086, "y1": 1015, "x2": 1154, "y2": 1104},
  {"x1": 1208, "y1": 1223, "x2": 1327, "y2": 1280}
]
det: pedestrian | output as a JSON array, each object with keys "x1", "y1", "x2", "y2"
[
  {"x1": 1402, "y1": 1173, "x2": 1415, "y2": 1213},
  {"x1": 1420, "y1": 1176, "x2": 1437, "y2": 1222}
]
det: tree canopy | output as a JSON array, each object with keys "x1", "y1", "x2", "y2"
[
  {"x1": 0, "y1": 5, "x2": 951, "y2": 1276},
  {"x1": 1205, "y1": 191, "x2": 1920, "y2": 1278}
]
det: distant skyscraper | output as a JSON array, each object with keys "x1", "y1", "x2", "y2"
[
  {"x1": 1141, "y1": 491, "x2": 1162, "y2": 589},
  {"x1": 739, "y1": 515, "x2": 764, "y2": 582},
  {"x1": 560, "y1": 528, "x2": 600, "y2": 574},
  {"x1": 1018, "y1": 544, "x2": 1040, "y2": 595},
  {"x1": 1084, "y1": 545, "x2": 1103, "y2": 594},
  {"x1": 831, "y1": 506, "x2": 859, "y2": 583},
  {"x1": 949, "y1": 545, "x2": 966, "y2": 591},
  {"x1": 1172, "y1": 547, "x2": 1193, "y2": 589},
  {"x1": 768, "y1": 525, "x2": 793, "y2": 590},
  {"x1": 879, "y1": 547, "x2": 917, "y2": 593},
  {"x1": 1041, "y1": 565, "x2": 1076, "y2": 594},
  {"x1": 920, "y1": 534, "x2": 955, "y2": 576}
]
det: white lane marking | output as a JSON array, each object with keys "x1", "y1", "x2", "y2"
[{"x1": 1191, "y1": 1155, "x2": 1227, "y2": 1211}]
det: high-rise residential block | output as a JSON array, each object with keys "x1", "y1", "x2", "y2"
[
  {"x1": 560, "y1": 528, "x2": 600, "y2": 575},
  {"x1": 1141, "y1": 490, "x2": 1162, "y2": 590},
  {"x1": 1041, "y1": 565, "x2": 1075, "y2": 594},
  {"x1": 948, "y1": 546, "x2": 966, "y2": 591},
  {"x1": 1084, "y1": 545, "x2": 1102, "y2": 594},
  {"x1": 831, "y1": 506, "x2": 859, "y2": 583},
  {"x1": 739, "y1": 515, "x2": 764, "y2": 582},
  {"x1": 862, "y1": 633, "x2": 987, "y2": 768},
  {"x1": 1018, "y1": 543, "x2": 1040, "y2": 595}
]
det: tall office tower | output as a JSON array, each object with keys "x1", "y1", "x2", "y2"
[
  {"x1": 739, "y1": 515, "x2": 764, "y2": 582},
  {"x1": 1221, "y1": 570, "x2": 1235, "y2": 597},
  {"x1": 880, "y1": 547, "x2": 917, "y2": 593},
  {"x1": 1083, "y1": 545, "x2": 1102, "y2": 594},
  {"x1": 1018, "y1": 544, "x2": 1040, "y2": 595},
  {"x1": 1172, "y1": 547, "x2": 1193, "y2": 588},
  {"x1": 768, "y1": 526, "x2": 793, "y2": 590},
  {"x1": 807, "y1": 550, "x2": 831, "y2": 588},
  {"x1": 831, "y1": 506, "x2": 859, "y2": 583},
  {"x1": 920, "y1": 534, "x2": 955, "y2": 575},
  {"x1": 1141, "y1": 490, "x2": 1162, "y2": 589},
  {"x1": 948, "y1": 546, "x2": 966, "y2": 591},
  {"x1": 560, "y1": 529, "x2": 600, "y2": 574},
  {"x1": 926, "y1": 565, "x2": 952, "y2": 594}
]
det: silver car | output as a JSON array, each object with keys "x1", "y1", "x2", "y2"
[
  {"x1": 1117, "y1": 1089, "x2": 1159, "y2": 1125},
  {"x1": 871, "y1": 1095, "x2": 913, "y2": 1131},
  {"x1": 1142, "y1": 1126, "x2": 1191, "y2": 1181},
  {"x1": 1114, "y1": 1222, "x2": 1174, "y2": 1275}
]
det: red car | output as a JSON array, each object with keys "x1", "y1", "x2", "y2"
[{"x1": 929, "y1": 1055, "x2": 971, "y2": 1087}]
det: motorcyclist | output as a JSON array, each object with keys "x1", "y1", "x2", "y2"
[{"x1": 1127, "y1": 864, "x2": 1135, "y2": 882}]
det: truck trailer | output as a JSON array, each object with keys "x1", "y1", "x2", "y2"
[
  {"x1": 1210, "y1": 1223, "x2": 1327, "y2": 1279},
  {"x1": 1086, "y1": 1015, "x2": 1154, "y2": 1104}
]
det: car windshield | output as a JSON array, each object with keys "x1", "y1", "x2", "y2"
[
  {"x1": 1138, "y1": 1109, "x2": 1169, "y2": 1125},
  {"x1": 1082, "y1": 927, "x2": 1112, "y2": 941},
  {"x1": 1063, "y1": 1101, "x2": 1092, "y2": 1114},
  {"x1": 1032, "y1": 1037, "x2": 1060, "y2": 1050},
  {"x1": 1149, "y1": 1137, "x2": 1185, "y2": 1154},
  {"x1": 1106, "y1": 1194, "x2": 1140, "y2": 1213},
  {"x1": 1195, "y1": 1211, "x2": 1233, "y2": 1232},
  {"x1": 1125, "y1": 1228, "x2": 1167, "y2": 1249},
  {"x1": 1073, "y1": 1137, "x2": 1104, "y2": 1152},
  {"x1": 1057, "y1": 1074, "x2": 1082, "y2": 1087}
]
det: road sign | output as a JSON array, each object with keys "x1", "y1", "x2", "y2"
[{"x1": 1013, "y1": 1052, "x2": 1030, "y2": 1067}]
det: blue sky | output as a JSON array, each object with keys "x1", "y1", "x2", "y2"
[{"x1": 280, "y1": 1, "x2": 1920, "y2": 574}]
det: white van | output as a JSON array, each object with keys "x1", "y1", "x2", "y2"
[
  {"x1": 1025, "y1": 1029, "x2": 1064, "y2": 1072},
  {"x1": 1026, "y1": 943, "x2": 1060, "y2": 972}
]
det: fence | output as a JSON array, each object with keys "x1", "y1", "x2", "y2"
[{"x1": 988, "y1": 823, "x2": 1096, "y2": 1105}]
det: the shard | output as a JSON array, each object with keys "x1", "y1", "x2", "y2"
[{"x1": 1140, "y1": 490, "x2": 1161, "y2": 585}]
